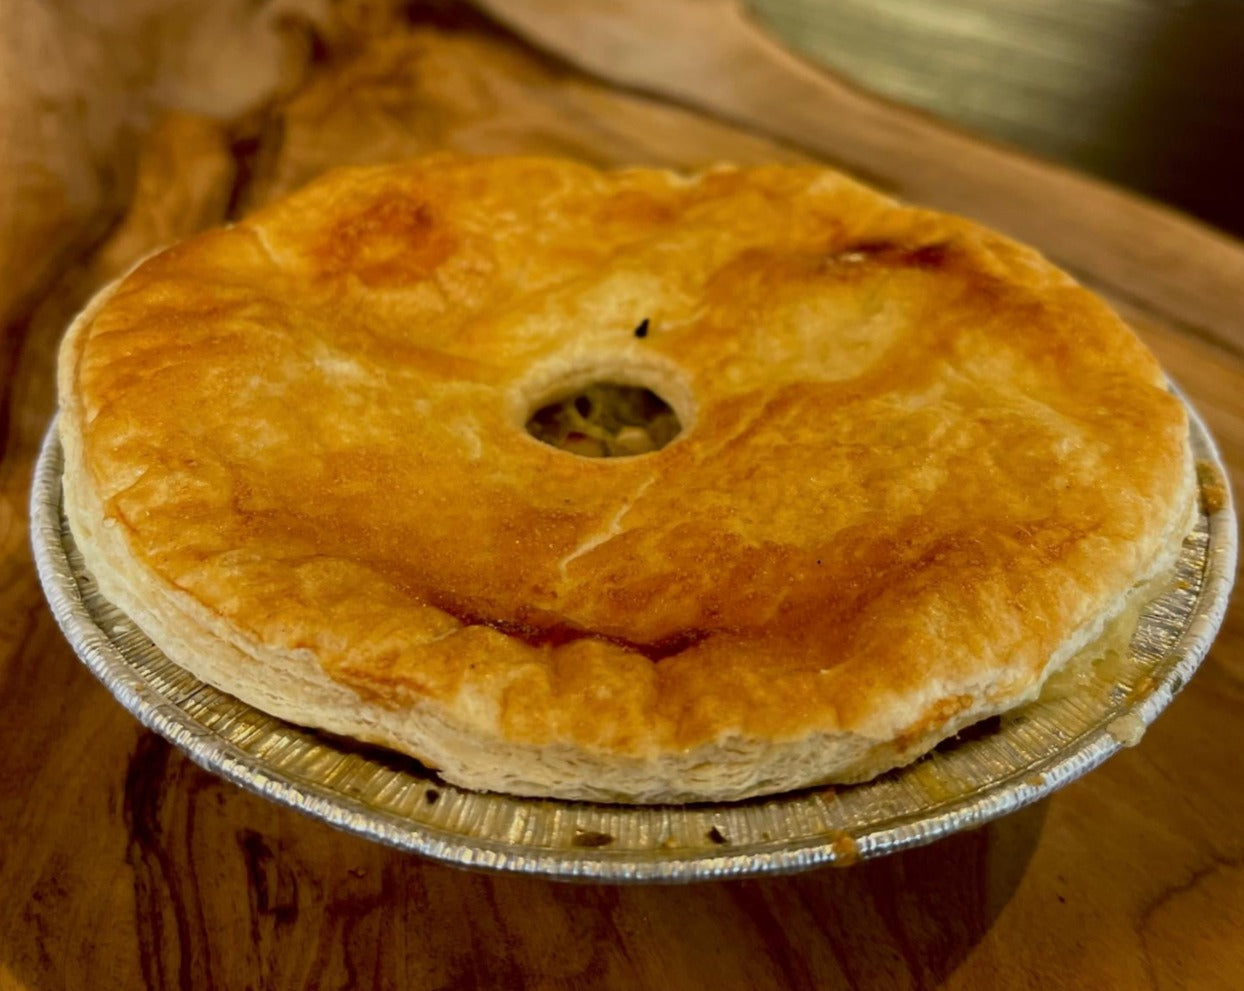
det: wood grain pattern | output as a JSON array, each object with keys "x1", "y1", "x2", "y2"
[
  {"x1": 2, "y1": 7, "x2": 1242, "y2": 990},
  {"x1": 744, "y1": 0, "x2": 1244, "y2": 241}
]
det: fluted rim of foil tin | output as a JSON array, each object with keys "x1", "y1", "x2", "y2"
[{"x1": 30, "y1": 398, "x2": 1235, "y2": 882}]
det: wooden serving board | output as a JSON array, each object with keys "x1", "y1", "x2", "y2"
[{"x1": 1, "y1": 5, "x2": 1241, "y2": 989}]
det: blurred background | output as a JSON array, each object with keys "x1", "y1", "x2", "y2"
[{"x1": 750, "y1": 0, "x2": 1244, "y2": 239}]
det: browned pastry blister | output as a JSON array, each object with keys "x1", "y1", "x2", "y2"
[{"x1": 58, "y1": 155, "x2": 1195, "y2": 802}]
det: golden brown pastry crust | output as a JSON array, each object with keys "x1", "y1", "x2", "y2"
[{"x1": 58, "y1": 156, "x2": 1195, "y2": 801}]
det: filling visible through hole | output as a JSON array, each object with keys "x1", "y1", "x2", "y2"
[{"x1": 526, "y1": 383, "x2": 681, "y2": 457}]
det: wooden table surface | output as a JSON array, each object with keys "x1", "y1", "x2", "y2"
[{"x1": 2, "y1": 5, "x2": 1242, "y2": 989}]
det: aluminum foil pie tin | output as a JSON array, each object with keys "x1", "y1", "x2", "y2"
[{"x1": 31, "y1": 399, "x2": 1235, "y2": 882}]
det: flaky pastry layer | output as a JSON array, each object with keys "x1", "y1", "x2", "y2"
[{"x1": 59, "y1": 156, "x2": 1195, "y2": 801}]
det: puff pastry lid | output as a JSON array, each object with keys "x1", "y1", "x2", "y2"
[{"x1": 59, "y1": 156, "x2": 1192, "y2": 801}]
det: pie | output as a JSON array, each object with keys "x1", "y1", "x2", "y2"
[{"x1": 58, "y1": 155, "x2": 1195, "y2": 802}]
